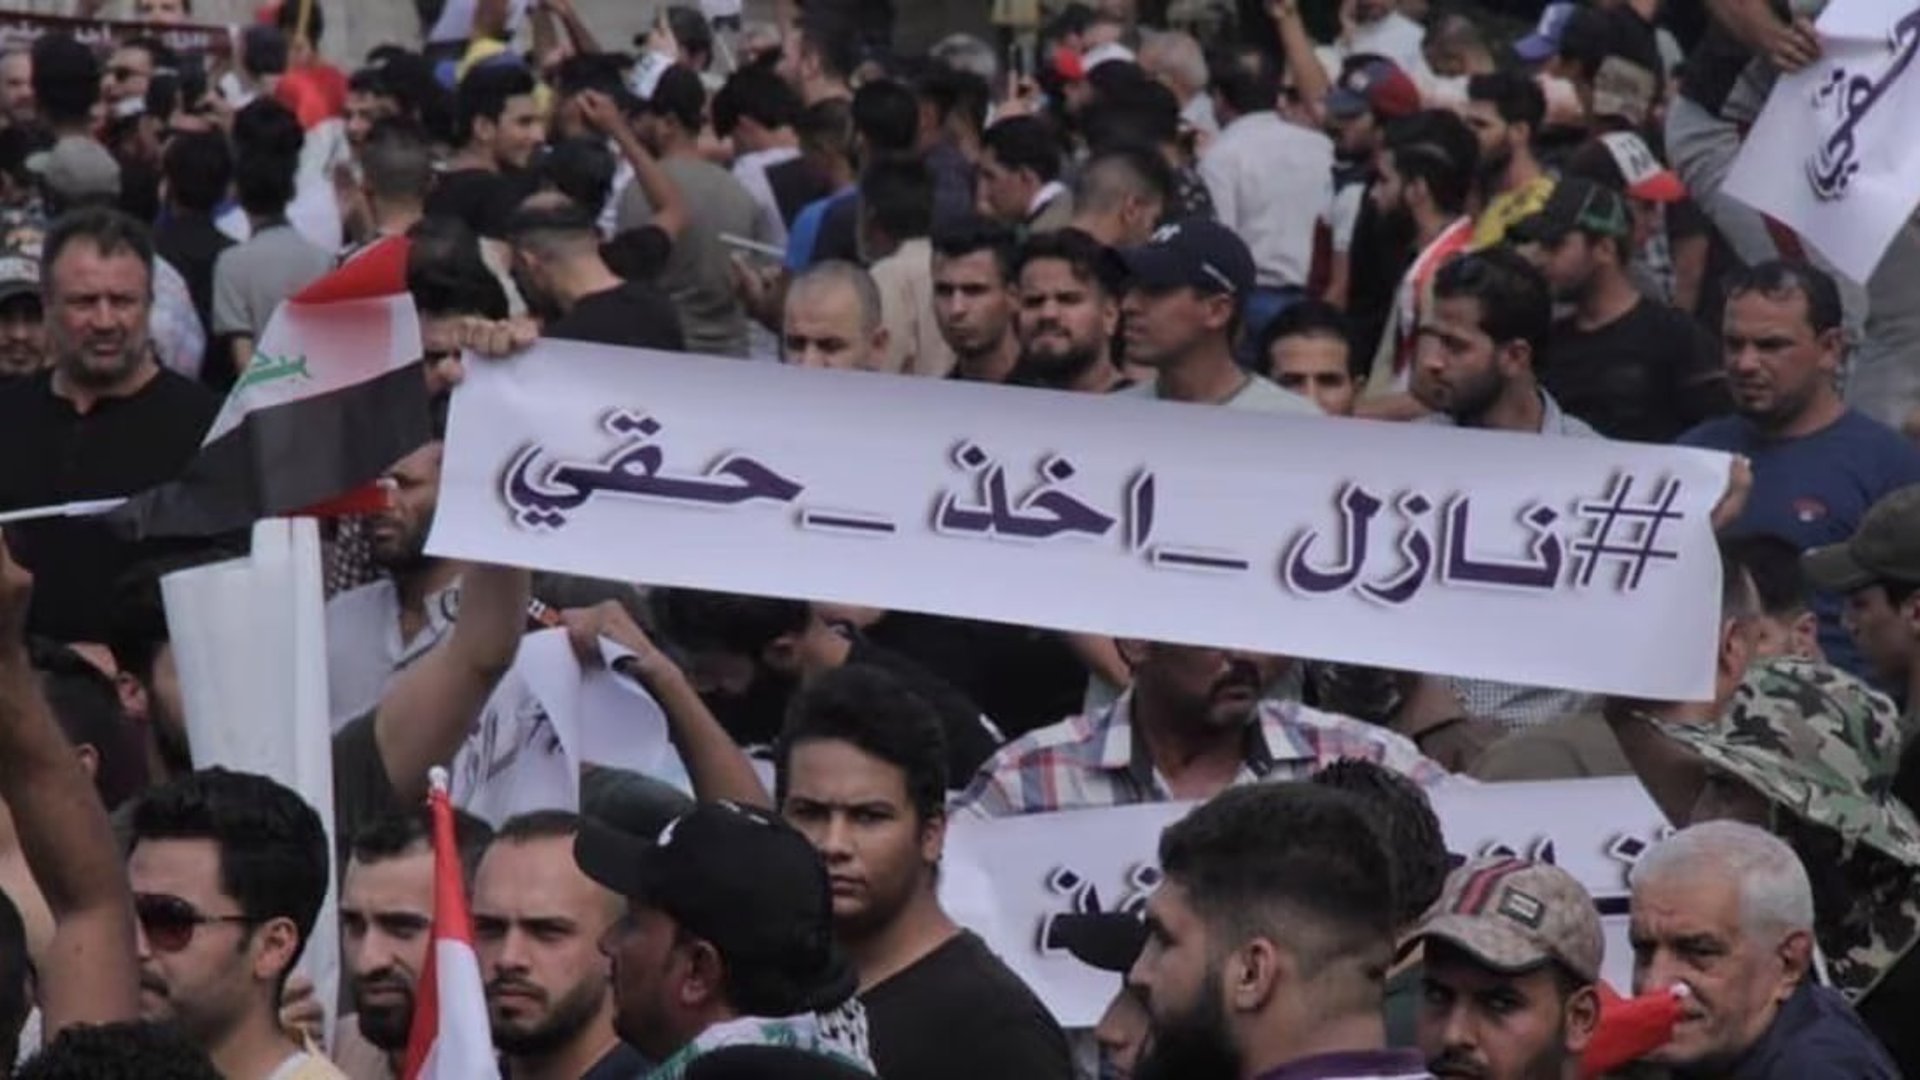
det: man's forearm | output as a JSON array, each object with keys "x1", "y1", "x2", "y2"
[{"x1": 627, "y1": 662, "x2": 770, "y2": 809}]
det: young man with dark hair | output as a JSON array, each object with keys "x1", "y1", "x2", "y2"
[
  {"x1": 1259, "y1": 299, "x2": 1359, "y2": 417},
  {"x1": 932, "y1": 217, "x2": 1019, "y2": 384},
  {"x1": 336, "y1": 807, "x2": 493, "y2": 1080},
  {"x1": 505, "y1": 192, "x2": 684, "y2": 350},
  {"x1": 1803, "y1": 486, "x2": 1920, "y2": 709},
  {"x1": 28, "y1": 35, "x2": 120, "y2": 214},
  {"x1": 125, "y1": 767, "x2": 341, "y2": 1079},
  {"x1": 713, "y1": 65, "x2": 806, "y2": 247},
  {"x1": 427, "y1": 63, "x2": 545, "y2": 240},
  {"x1": 1068, "y1": 144, "x2": 1171, "y2": 250},
  {"x1": 778, "y1": 7, "x2": 857, "y2": 107},
  {"x1": 1362, "y1": 109, "x2": 1479, "y2": 417},
  {"x1": 473, "y1": 811, "x2": 647, "y2": 1080},
  {"x1": 1129, "y1": 782, "x2": 1424, "y2": 1079},
  {"x1": 861, "y1": 158, "x2": 950, "y2": 376},
  {"x1": 1012, "y1": 227, "x2": 1129, "y2": 394},
  {"x1": 1682, "y1": 261, "x2": 1920, "y2": 678},
  {"x1": 976, "y1": 116, "x2": 1070, "y2": 232},
  {"x1": 1517, "y1": 176, "x2": 1728, "y2": 443},
  {"x1": 343, "y1": 67, "x2": 401, "y2": 152},
  {"x1": 1727, "y1": 532, "x2": 1821, "y2": 662},
  {"x1": 1463, "y1": 70, "x2": 1551, "y2": 250},
  {"x1": 1415, "y1": 247, "x2": 1593, "y2": 436},
  {"x1": 153, "y1": 131, "x2": 233, "y2": 381},
  {"x1": 775, "y1": 665, "x2": 1073, "y2": 1080},
  {"x1": 1410, "y1": 858, "x2": 1603, "y2": 1080},
  {"x1": 211, "y1": 97, "x2": 333, "y2": 381}
]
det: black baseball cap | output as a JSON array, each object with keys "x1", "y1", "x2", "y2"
[
  {"x1": 1109, "y1": 218, "x2": 1256, "y2": 302},
  {"x1": 1510, "y1": 176, "x2": 1631, "y2": 244},
  {"x1": 1052, "y1": 912, "x2": 1148, "y2": 974},
  {"x1": 574, "y1": 800, "x2": 857, "y2": 1015}
]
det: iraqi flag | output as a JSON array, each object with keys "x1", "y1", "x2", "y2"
[
  {"x1": 403, "y1": 768, "x2": 502, "y2": 1080},
  {"x1": 111, "y1": 235, "x2": 430, "y2": 539}
]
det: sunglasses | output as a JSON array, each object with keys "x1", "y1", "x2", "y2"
[{"x1": 134, "y1": 892, "x2": 259, "y2": 953}]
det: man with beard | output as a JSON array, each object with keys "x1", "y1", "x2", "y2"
[
  {"x1": 1516, "y1": 177, "x2": 1728, "y2": 443},
  {"x1": 0, "y1": 207, "x2": 218, "y2": 645},
  {"x1": 1128, "y1": 782, "x2": 1427, "y2": 1080},
  {"x1": 0, "y1": 248, "x2": 42, "y2": 378},
  {"x1": 955, "y1": 641, "x2": 1445, "y2": 815},
  {"x1": 1680, "y1": 261, "x2": 1920, "y2": 679},
  {"x1": 334, "y1": 808, "x2": 493, "y2": 1080},
  {"x1": 649, "y1": 588, "x2": 1000, "y2": 786},
  {"x1": 1359, "y1": 110, "x2": 1477, "y2": 420},
  {"x1": 425, "y1": 63, "x2": 545, "y2": 242},
  {"x1": 505, "y1": 194, "x2": 684, "y2": 350},
  {"x1": 473, "y1": 811, "x2": 650, "y2": 1080},
  {"x1": 1012, "y1": 228, "x2": 1130, "y2": 393},
  {"x1": 1408, "y1": 859, "x2": 1601, "y2": 1080},
  {"x1": 1461, "y1": 71, "x2": 1551, "y2": 251},
  {"x1": 932, "y1": 219, "x2": 1020, "y2": 385},
  {"x1": 775, "y1": 666, "x2": 1073, "y2": 1080}
]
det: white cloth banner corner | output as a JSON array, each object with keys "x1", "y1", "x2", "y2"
[
  {"x1": 429, "y1": 341, "x2": 1730, "y2": 701},
  {"x1": 1723, "y1": 2, "x2": 1920, "y2": 284}
]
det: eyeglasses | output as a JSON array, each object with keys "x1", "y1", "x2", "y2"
[{"x1": 134, "y1": 892, "x2": 259, "y2": 953}]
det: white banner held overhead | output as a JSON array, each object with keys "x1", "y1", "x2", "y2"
[
  {"x1": 940, "y1": 778, "x2": 1669, "y2": 1028},
  {"x1": 429, "y1": 342, "x2": 1729, "y2": 700},
  {"x1": 1723, "y1": 1, "x2": 1920, "y2": 283}
]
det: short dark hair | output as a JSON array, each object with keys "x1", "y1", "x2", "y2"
[
  {"x1": 982, "y1": 115, "x2": 1063, "y2": 183},
  {"x1": 1309, "y1": 760, "x2": 1448, "y2": 929},
  {"x1": 860, "y1": 157, "x2": 934, "y2": 242},
  {"x1": 494, "y1": 808, "x2": 585, "y2": 844},
  {"x1": 796, "y1": 98, "x2": 856, "y2": 165},
  {"x1": 1431, "y1": 247, "x2": 1552, "y2": 365},
  {"x1": 161, "y1": 131, "x2": 231, "y2": 215},
  {"x1": 652, "y1": 589, "x2": 810, "y2": 657},
  {"x1": 1159, "y1": 783, "x2": 1394, "y2": 977},
  {"x1": 241, "y1": 26, "x2": 289, "y2": 79},
  {"x1": 644, "y1": 67, "x2": 706, "y2": 133},
  {"x1": 1081, "y1": 80, "x2": 1180, "y2": 152},
  {"x1": 713, "y1": 65, "x2": 801, "y2": 138},
  {"x1": 666, "y1": 5, "x2": 714, "y2": 64},
  {"x1": 1207, "y1": 45, "x2": 1281, "y2": 117},
  {"x1": 349, "y1": 806, "x2": 494, "y2": 890},
  {"x1": 1073, "y1": 143, "x2": 1173, "y2": 215},
  {"x1": 408, "y1": 252, "x2": 509, "y2": 320},
  {"x1": 274, "y1": 0, "x2": 326, "y2": 46},
  {"x1": 42, "y1": 206, "x2": 153, "y2": 293},
  {"x1": 797, "y1": 7, "x2": 860, "y2": 84},
  {"x1": 30, "y1": 639, "x2": 145, "y2": 810},
  {"x1": 454, "y1": 63, "x2": 537, "y2": 147},
  {"x1": 1722, "y1": 259, "x2": 1843, "y2": 337},
  {"x1": 1723, "y1": 533, "x2": 1812, "y2": 618},
  {"x1": 1258, "y1": 298, "x2": 1359, "y2": 376},
  {"x1": 348, "y1": 65, "x2": 396, "y2": 99},
  {"x1": 1466, "y1": 69, "x2": 1544, "y2": 131},
  {"x1": 1384, "y1": 110, "x2": 1479, "y2": 216},
  {"x1": 0, "y1": 126, "x2": 52, "y2": 193},
  {"x1": 118, "y1": 35, "x2": 179, "y2": 72},
  {"x1": 231, "y1": 97, "x2": 305, "y2": 216},
  {"x1": 361, "y1": 119, "x2": 433, "y2": 203},
  {"x1": 931, "y1": 216, "x2": 1017, "y2": 285},
  {"x1": 916, "y1": 64, "x2": 990, "y2": 137},
  {"x1": 539, "y1": 137, "x2": 617, "y2": 215},
  {"x1": 776, "y1": 665, "x2": 948, "y2": 821},
  {"x1": 550, "y1": 51, "x2": 625, "y2": 100},
  {"x1": 1015, "y1": 227, "x2": 1120, "y2": 296},
  {"x1": 16, "y1": 1021, "x2": 221, "y2": 1080},
  {"x1": 30, "y1": 34, "x2": 99, "y2": 126},
  {"x1": 851, "y1": 78, "x2": 919, "y2": 159},
  {"x1": 129, "y1": 769, "x2": 330, "y2": 978}
]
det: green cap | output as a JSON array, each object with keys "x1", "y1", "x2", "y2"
[
  {"x1": 1510, "y1": 177, "x2": 1631, "y2": 244},
  {"x1": 1802, "y1": 484, "x2": 1920, "y2": 593}
]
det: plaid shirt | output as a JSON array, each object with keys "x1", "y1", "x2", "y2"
[{"x1": 953, "y1": 692, "x2": 1451, "y2": 817}]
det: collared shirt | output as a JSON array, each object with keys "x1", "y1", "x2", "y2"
[
  {"x1": 1027, "y1": 180, "x2": 1068, "y2": 220},
  {"x1": 1693, "y1": 981, "x2": 1898, "y2": 1080},
  {"x1": 953, "y1": 691, "x2": 1450, "y2": 816},
  {"x1": 1366, "y1": 216, "x2": 1473, "y2": 393},
  {"x1": 324, "y1": 577, "x2": 461, "y2": 729},
  {"x1": 1199, "y1": 111, "x2": 1335, "y2": 289},
  {"x1": 1254, "y1": 1049, "x2": 1432, "y2": 1080}
]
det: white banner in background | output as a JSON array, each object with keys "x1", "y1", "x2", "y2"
[
  {"x1": 429, "y1": 342, "x2": 1730, "y2": 700},
  {"x1": 941, "y1": 778, "x2": 1668, "y2": 1028},
  {"x1": 1724, "y1": 1, "x2": 1920, "y2": 283}
]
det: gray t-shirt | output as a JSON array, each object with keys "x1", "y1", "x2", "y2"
[
  {"x1": 615, "y1": 157, "x2": 768, "y2": 357},
  {"x1": 1120, "y1": 371, "x2": 1319, "y2": 415},
  {"x1": 211, "y1": 222, "x2": 335, "y2": 339}
]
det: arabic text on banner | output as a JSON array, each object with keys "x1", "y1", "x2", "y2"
[
  {"x1": 940, "y1": 778, "x2": 1668, "y2": 1027},
  {"x1": 1722, "y1": 0, "x2": 1920, "y2": 283},
  {"x1": 427, "y1": 342, "x2": 1729, "y2": 701}
]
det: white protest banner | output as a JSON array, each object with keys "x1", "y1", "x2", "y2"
[
  {"x1": 1723, "y1": 1, "x2": 1920, "y2": 283},
  {"x1": 429, "y1": 343, "x2": 1729, "y2": 700},
  {"x1": 940, "y1": 778, "x2": 1667, "y2": 1028},
  {"x1": 163, "y1": 518, "x2": 338, "y2": 1043}
]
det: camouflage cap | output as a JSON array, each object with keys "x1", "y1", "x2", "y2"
[
  {"x1": 1657, "y1": 657, "x2": 1920, "y2": 868},
  {"x1": 1407, "y1": 857, "x2": 1602, "y2": 983}
]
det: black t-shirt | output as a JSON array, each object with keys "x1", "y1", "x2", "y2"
[
  {"x1": 845, "y1": 638, "x2": 1002, "y2": 785},
  {"x1": 862, "y1": 931, "x2": 1074, "y2": 1080},
  {"x1": 861, "y1": 611, "x2": 1086, "y2": 740},
  {"x1": 0, "y1": 369, "x2": 219, "y2": 642},
  {"x1": 546, "y1": 280, "x2": 687, "y2": 351},
  {"x1": 153, "y1": 212, "x2": 233, "y2": 374},
  {"x1": 1681, "y1": 4, "x2": 1783, "y2": 115},
  {"x1": 603, "y1": 224, "x2": 674, "y2": 284},
  {"x1": 424, "y1": 167, "x2": 538, "y2": 239},
  {"x1": 1540, "y1": 297, "x2": 1732, "y2": 443}
]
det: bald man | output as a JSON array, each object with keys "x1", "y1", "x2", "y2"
[{"x1": 781, "y1": 260, "x2": 890, "y2": 371}]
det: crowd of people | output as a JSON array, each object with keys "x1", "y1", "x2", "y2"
[{"x1": 0, "y1": 0, "x2": 1914, "y2": 1076}]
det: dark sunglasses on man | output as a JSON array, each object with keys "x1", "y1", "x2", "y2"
[{"x1": 134, "y1": 892, "x2": 259, "y2": 953}]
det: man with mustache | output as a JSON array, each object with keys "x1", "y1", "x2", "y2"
[
  {"x1": 1011, "y1": 228, "x2": 1131, "y2": 394},
  {"x1": 1408, "y1": 859, "x2": 1602, "y2": 1080},
  {"x1": 334, "y1": 808, "x2": 493, "y2": 1080},
  {"x1": 956, "y1": 641, "x2": 1447, "y2": 815},
  {"x1": 1679, "y1": 260, "x2": 1920, "y2": 681},
  {"x1": 472, "y1": 811, "x2": 649, "y2": 1080}
]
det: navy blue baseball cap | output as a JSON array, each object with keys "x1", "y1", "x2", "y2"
[{"x1": 1109, "y1": 218, "x2": 1256, "y2": 303}]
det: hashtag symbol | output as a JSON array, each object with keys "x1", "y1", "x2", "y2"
[{"x1": 1569, "y1": 472, "x2": 1685, "y2": 591}]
